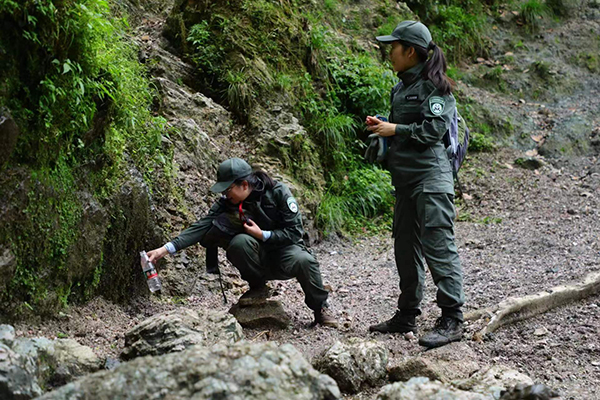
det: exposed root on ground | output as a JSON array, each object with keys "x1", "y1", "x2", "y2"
[{"x1": 467, "y1": 271, "x2": 600, "y2": 339}]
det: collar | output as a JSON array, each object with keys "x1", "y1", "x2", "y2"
[
  {"x1": 246, "y1": 182, "x2": 265, "y2": 203},
  {"x1": 398, "y1": 63, "x2": 424, "y2": 87}
]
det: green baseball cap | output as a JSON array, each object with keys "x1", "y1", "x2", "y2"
[
  {"x1": 210, "y1": 158, "x2": 253, "y2": 193},
  {"x1": 376, "y1": 20, "x2": 432, "y2": 49}
]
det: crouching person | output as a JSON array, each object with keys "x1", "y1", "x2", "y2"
[{"x1": 146, "y1": 158, "x2": 338, "y2": 327}]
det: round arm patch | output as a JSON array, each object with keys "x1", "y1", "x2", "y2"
[
  {"x1": 286, "y1": 197, "x2": 299, "y2": 213},
  {"x1": 429, "y1": 96, "x2": 446, "y2": 116}
]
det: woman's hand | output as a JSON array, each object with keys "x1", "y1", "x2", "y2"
[
  {"x1": 366, "y1": 115, "x2": 396, "y2": 137},
  {"x1": 243, "y1": 219, "x2": 264, "y2": 240},
  {"x1": 147, "y1": 246, "x2": 168, "y2": 263}
]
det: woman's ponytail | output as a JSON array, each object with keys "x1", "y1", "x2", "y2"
[
  {"x1": 399, "y1": 40, "x2": 455, "y2": 95},
  {"x1": 236, "y1": 169, "x2": 276, "y2": 191},
  {"x1": 422, "y1": 41, "x2": 454, "y2": 96}
]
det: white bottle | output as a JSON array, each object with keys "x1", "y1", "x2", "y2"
[{"x1": 140, "y1": 251, "x2": 162, "y2": 293}]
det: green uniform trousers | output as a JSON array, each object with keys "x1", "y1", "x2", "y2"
[
  {"x1": 393, "y1": 186, "x2": 465, "y2": 321},
  {"x1": 226, "y1": 234, "x2": 329, "y2": 311}
]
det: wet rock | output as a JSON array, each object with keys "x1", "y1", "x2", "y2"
[
  {"x1": 0, "y1": 248, "x2": 16, "y2": 294},
  {"x1": 0, "y1": 108, "x2": 19, "y2": 165},
  {"x1": 229, "y1": 299, "x2": 292, "y2": 329},
  {"x1": 388, "y1": 342, "x2": 480, "y2": 383},
  {"x1": 122, "y1": 308, "x2": 243, "y2": 360},
  {"x1": 376, "y1": 377, "x2": 488, "y2": 400},
  {"x1": 100, "y1": 167, "x2": 164, "y2": 301},
  {"x1": 500, "y1": 383, "x2": 560, "y2": 399},
  {"x1": 39, "y1": 342, "x2": 341, "y2": 400},
  {"x1": 314, "y1": 337, "x2": 388, "y2": 394},
  {"x1": 66, "y1": 191, "x2": 109, "y2": 288},
  {"x1": 0, "y1": 326, "x2": 101, "y2": 399},
  {"x1": 455, "y1": 365, "x2": 535, "y2": 399}
]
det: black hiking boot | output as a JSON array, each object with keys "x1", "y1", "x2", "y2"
[
  {"x1": 369, "y1": 311, "x2": 417, "y2": 333},
  {"x1": 418, "y1": 316, "x2": 463, "y2": 349},
  {"x1": 314, "y1": 307, "x2": 339, "y2": 328}
]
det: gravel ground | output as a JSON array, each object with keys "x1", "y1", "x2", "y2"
[{"x1": 13, "y1": 148, "x2": 600, "y2": 400}]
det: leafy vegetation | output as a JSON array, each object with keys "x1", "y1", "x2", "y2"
[
  {"x1": 0, "y1": 0, "x2": 171, "y2": 314},
  {"x1": 519, "y1": 0, "x2": 548, "y2": 31},
  {"x1": 183, "y1": 0, "x2": 400, "y2": 233}
]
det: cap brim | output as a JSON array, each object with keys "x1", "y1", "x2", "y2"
[
  {"x1": 210, "y1": 180, "x2": 234, "y2": 193},
  {"x1": 376, "y1": 35, "x2": 399, "y2": 43}
]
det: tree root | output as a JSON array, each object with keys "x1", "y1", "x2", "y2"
[{"x1": 467, "y1": 272, "x2": 600, "y2": 339}]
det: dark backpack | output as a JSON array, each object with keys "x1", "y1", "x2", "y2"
[{"x1": 443, "y1": 109, "x2": 470, "y2": 179}]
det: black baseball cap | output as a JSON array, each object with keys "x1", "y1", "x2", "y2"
[
  {"x1": 376, "y1": 20, "x2": 432, "y2": 49},
  {"x1": 210, "y1": 158, "x2": 252, "y2": 193}
]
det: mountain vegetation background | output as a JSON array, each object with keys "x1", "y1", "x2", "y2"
[{"x1": 0, "y1": 0, "x2": 598, "y2": 322}]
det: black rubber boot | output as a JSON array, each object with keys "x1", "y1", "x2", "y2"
[
  {"x1": 418, "y1": 317, "x2": 463, "y2": 348},
  {"x1": 369, "y1": 311, "x2": 417, "y2": 333}
]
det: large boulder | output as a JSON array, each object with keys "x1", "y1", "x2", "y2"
[
  {"x1": 40, "y1": 341, "x2": 342, "y2": 400},
  {"x1": 499, "y1": 383, "x2": 560, "y2": 399},
  {"x1": 0, "y1": 342, "x2": 43, "y2": 400},
  {"x1": 0, "y1": 325, "x2": 102, "y2": 399},
  {"x1": 455, "y1": 365, "x2": 535, "y2": 399},
  {"x1": 314, "y1": 337, "x2": 389, "y2": 394},
  {"x1": 376, "y1": 377, "x2": 488, "y2": 400},
  {"x1": 121, "y1": 308, "x2": 244, "y2": 360},
  {"x1": 388, "y1": 342, "x2": 481, "y2": 383}
]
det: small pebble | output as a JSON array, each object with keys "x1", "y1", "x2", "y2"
[{"x1": 534, "y1": 327, "x2": 549, "y2": 336}]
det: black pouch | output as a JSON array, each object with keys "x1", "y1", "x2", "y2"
[{"x1": 200, "y1": 211, "x2": 253, "y2": 274}]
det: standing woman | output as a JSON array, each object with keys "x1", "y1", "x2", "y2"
[{"x1": 366, "y1": 21, "x2": 465, "y2": 348}]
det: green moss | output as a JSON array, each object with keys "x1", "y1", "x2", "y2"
[
  {"x1": 572, "y1": 52, "x2": 599, "y2": 73},
  {"x1": 0, "y1": 0, "x2": 175, "y2": 316},
  {"x1": 520, "y1": 0, "x2": 548, "y2": 32}
]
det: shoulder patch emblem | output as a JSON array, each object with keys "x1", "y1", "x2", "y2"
[
  {"x1": 429, "y1": 96, "x2": 445, "y2": 116},
  {"x1": 286, "y1": 197, "x2": 298, "y2": 213}
]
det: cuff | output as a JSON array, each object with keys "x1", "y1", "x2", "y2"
[
  {"x1": 262, "y1": 231, "x2": 272, "y2": 241},
  {"x1": 164, "y1": 242, "x2": 177, "y2": 254},
  {"x1": 394, "y1": 123, "x2": 410, "y2": 136}
]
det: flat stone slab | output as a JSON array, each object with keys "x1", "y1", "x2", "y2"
[{"x1": 229, "y1": 299, "x2": 291, "y2": 329}]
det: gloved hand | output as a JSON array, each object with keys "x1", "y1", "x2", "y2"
[{"x1": 364, "y1": 134, "x2": 388, "y2": 163}]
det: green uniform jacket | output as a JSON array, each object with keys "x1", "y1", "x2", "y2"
[
  {"x1": 387, "y1": 63, "x2": 455, "y2": 194},
  {"x1": 170, "y1": 182, "x2": 304, "y2": 251}
]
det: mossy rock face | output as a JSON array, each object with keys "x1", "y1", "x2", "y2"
[
  {"x1": 0, "y1": 109, "x2": 19, "y2": 166},
  {"x1": 0, "y1": 163, "x2": 165, "y2": 318},
  {"x1": 539, "y1": 115, "x2": 594, "y2": 157},
  {"x1": 99, "y1": 167, "x2": 165, "y2": 303},
  {"x1": 163, "y1": 0, "x2": 210, "y2": 53}
]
